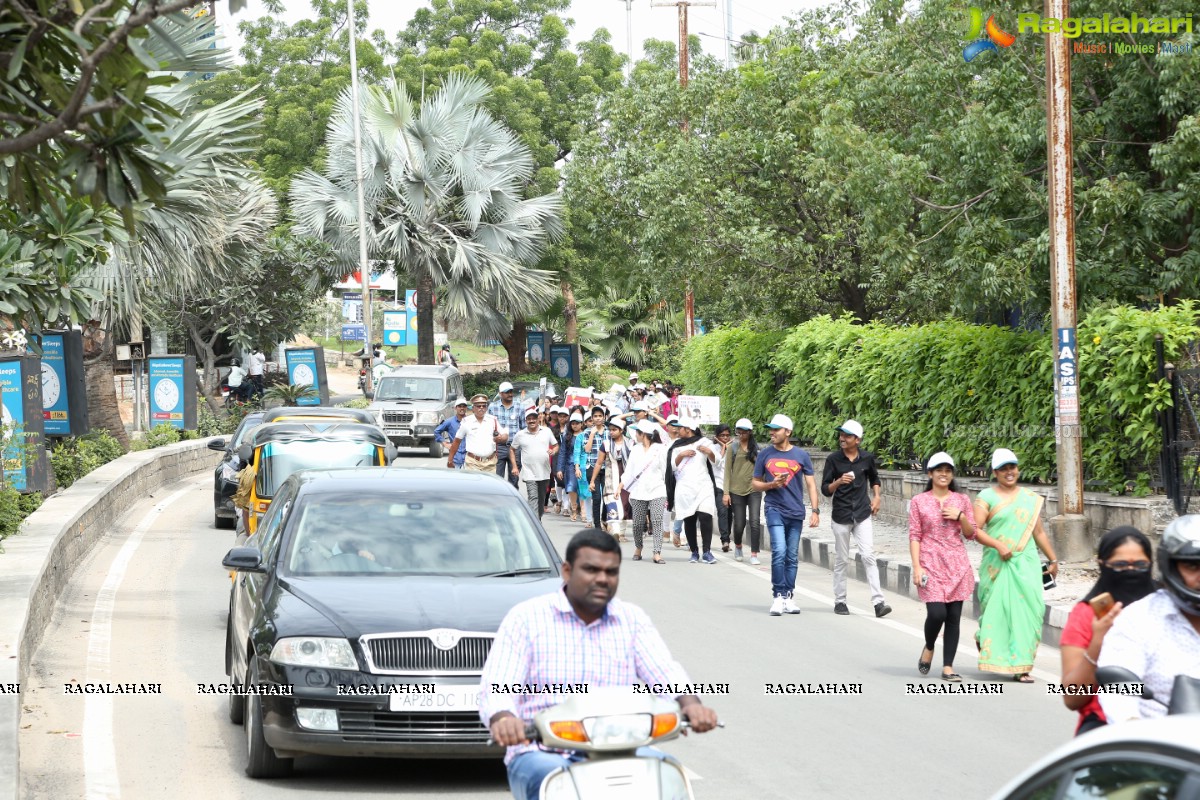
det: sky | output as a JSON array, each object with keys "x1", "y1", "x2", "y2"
[{"x1": 217, "y1": 0, "x2": 828, "y2": 64}]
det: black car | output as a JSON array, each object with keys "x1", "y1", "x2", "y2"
[
  {"x1": 208, "y1": 411, "x2": 266, "y2": 528},
  {"x1": 222, "y1": 468, "x2": 563, "y2": 778}
]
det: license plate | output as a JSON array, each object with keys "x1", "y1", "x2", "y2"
[
  {"x1": 389, "y1": 684, "x2": 481, "y2": 713},
  {"x1": 385, "y1": 428, "x2": 412, "y2": 438}
]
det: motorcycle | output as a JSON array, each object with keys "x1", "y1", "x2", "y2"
[{"x1": 517, "y1": 690, "x2": 719, "y2": 800}]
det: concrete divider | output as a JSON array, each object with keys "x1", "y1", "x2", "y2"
[{"x1": 0, "y1": 439, "x2": 215, "y2": 800}]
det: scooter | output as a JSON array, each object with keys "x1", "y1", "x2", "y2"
[
  {"x1": 1097, "y1": 666, "x2": 1200, "y2": 715},
  {"x1": 521, "y1": 689, "x2": 719, "y2": 800}
]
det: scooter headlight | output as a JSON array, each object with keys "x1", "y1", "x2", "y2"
[{"x1": 582, "y1": 713, "x2": 652, "y2": 747}]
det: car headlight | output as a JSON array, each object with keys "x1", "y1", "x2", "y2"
[
  {"x1": 270, "y1": 637, "x2": 358, "y2": 670},
  {"x1": 416, "y1": 411, "x2": 439, "y2": 424}
]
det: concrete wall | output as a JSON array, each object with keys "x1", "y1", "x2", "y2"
[{"x1": 0, "y1": 439, "x2": 215, "y2": 800}]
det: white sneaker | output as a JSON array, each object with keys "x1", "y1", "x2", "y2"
[
  {"x1": 769, "y1": 595, "x2": 785, "y2": 616},
  {"x1": 750, "y1": 555, "x2": 761, "y2": 565},
  {"x1": 782, "y1": 595, "x2": 802, "y2": 615}
]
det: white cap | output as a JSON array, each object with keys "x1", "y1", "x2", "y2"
[
  {"x1": 498, "y1": 381, "x2": 514, "y2": 393},
  {"x1": 636, "y1": 383, "x2": 648, "y2": 390},
  {"x1": 634, "y1": 419, "x2": 659, "y2": 436},
  {"x1": 524, "y1": 405, "x2": 539, "y2": 418},
  {"x1": 837, "y1": 419, "x2": 864, "y2": 439},
  {"x1": 991, "y1": 448, "x2": 1019, "y2": 470},
  {"x1": 735, "y1": 418, "x2": 754, "y2": 430},
  {"x1": 453, "y1": 397, "x2": 468, "y2": 407},
  {"x1": 630, "y1": 401, "x2": 648, "y2": 412},
  {"x1": 926, "y1": 452, "x2": 955, "y2": 470},
  {"x1": 629, "y1": 372, "x2": 639, "y2": 380},
  {"x1": 545, "y1": 387, "x2": 557, "y2": 398},
  {"x1": 766, "y1": 413, "x2": 793, "y2": 430},
  {"x1": 665, "y1": 414, "x2": 681, "y2": 426},
  {"x1": 569, "y1": 413, "x2": 584, "y2": 423},
  {"x1": 607, "y1": 418, "x2": 627, "y2": 431}
]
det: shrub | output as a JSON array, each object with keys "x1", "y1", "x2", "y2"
[
  {"x1": 463, "y1": 365, "x2": 558, "y2": 400},
  {"x1": 678, "y1": 304, "x2": 1200, "y2": 492},
  {"x1": 51, "y1": 431, "x2": 126, "y2": 490},
  {"x1": 263, "y1": 383, "x2": 319, "y2": 407},
  {"x1": 134, "y1": 423, "x2": 182, "y2": 451},
  {"x1": 337, "y1": 398, "x2": 371, "y2": 409},
  {"x1": 0, "y1": 485, "x2": 42, "y2": 541}
]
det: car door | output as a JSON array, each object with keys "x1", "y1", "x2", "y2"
[
  {"x1": 1007, "y1": 752, "x2": 1200, "y2": 800},
  {"x1": 230, "y1": 480, "x2": 297, "y2": 681}
]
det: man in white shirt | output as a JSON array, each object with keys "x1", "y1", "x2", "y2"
[
  {"x1": 447, "y1": 393, "x2": 507, "y2": 473},
  {"x1": 226, "y1": 359, "x2": 249, "y2": 402},
  {"x1": 1099, "y1": 515, "x2": 1200, "y2": 721},
  {"x1": 510, "y1": 406, "x2": 558, "y2": 518},
  {"x1": 247, "y1": 347, "x2": 266, "y2": 400}
]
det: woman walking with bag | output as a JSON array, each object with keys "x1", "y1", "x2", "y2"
[
  {"x1": 592, "y1": 417, "x2": 631, "y2": 541},
  {"x1": 619, "y1": 420, "x2": 669, "y2": 563},
  {"x1": 723, "y1": 418, "x2": 762, "y2": 564},
  {"x1": 556, "y1": 413, "x2": 584, "y2": 521},
  {"x1": 908, "y1": 452, "x2": 977, "y2": 682},
  {"x1": 666, "y1": 420, "x2": 718, "y2": 565}
]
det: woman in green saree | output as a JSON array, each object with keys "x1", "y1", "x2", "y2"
[{"x1": 972, "y1": 448, "x2": 1060, "y2": 682}]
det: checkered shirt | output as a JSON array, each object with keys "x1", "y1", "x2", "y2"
[
  {"x1": 489, "y1": 399, "x2": 525, "y2": 452},
  {"x1": 478, "y1": 587, "x2": 691, "y2": 764}
]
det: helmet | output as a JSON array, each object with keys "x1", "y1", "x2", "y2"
[
  {"x1": 1158, "y1": 514, "x2": 1200, "y2": 616},
  {"x1": 231, "y1": 358, "x2": 240, "y2": 367},
  {"x1": 441, "y1": 343, "x2": 450, "y2": 350}
]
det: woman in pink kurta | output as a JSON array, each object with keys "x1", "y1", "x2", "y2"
[{"x1": 909, "y1": 452, "x2": 978, "y2": 681}]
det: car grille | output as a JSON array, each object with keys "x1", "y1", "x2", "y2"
[
  {"x1": 364, "y1": 634, "x2": 493, "y2": 675},
  {"x1": 337, "y1": 710, "x2": 491, "y2": 745},
  {"x1": 382, "y1": 410, "x2": 414, "y2": 425}
]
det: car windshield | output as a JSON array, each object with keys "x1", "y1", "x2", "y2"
[
  {"x1": 232, "y1": 414, "x2": 265, "y2": 448},
  {"x1": 283, "y1": 494, "x2": 555, "y2": 577},
  {"x1": 375, "y1": 377, "x2": 444, "y2": 402},
  {"x1": 255, "y1": 440, "x2": 378, "y2": 498}
]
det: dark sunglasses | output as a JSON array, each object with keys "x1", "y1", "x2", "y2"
[
  {"x1": 472, "y1": 403, "x2": 487, "y2": 407},
  {"x1": 1105, "y1": 559, "x2": 1151, "y2": 572}
]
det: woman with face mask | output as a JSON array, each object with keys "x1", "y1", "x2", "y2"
[{"x1": 1059, "y1": 526, "x2": 1156, "y2": 735}]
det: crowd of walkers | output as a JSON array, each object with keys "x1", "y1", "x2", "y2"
[{"x1": 445, "y1": 373, "x2": 1200, "y2": 733}]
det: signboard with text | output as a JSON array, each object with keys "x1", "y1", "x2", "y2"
[
  {"x1": 285, "y1": 347, "x2": 329, "y2": 406},
  {"x1": 0, "y1": 355, "x2": 50, "y2": 491},
  {"x1": 39, "y1": 330, "x2": 89, "y2": 436},
  {"x1": 678, "y1": 395, "x2": 721, "y2": 426},
  {"x1": 1055, "y1": 327, "x2": 1079, "y2": 427},
  {"x1": 341, "y1": 324, "x2": 366, "y2": 341},
  {"x1": 383, "y1": 310, "x2": 407, "y2": 347},
  {"x1": 148, "y1": 355, "x2": 197, "y2": 430},
  {"x1": 527, "y1": 330, "x2": 547, "y2": 364},
  {"x1": 549, "y1": 343, "x2": 579, "y2": 386}
]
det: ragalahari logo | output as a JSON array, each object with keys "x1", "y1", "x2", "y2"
[{"x1": 964, "y1": 8, "x2": 1017, "y2": 61}]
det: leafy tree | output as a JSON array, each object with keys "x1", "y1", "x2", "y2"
[{"x1": 290, "y1": 76, "x2": 562, "y2": 366}]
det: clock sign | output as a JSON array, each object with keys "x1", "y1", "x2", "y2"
[
  {"x1": 292, "y1": 364, "x2": 315, "y2": 387},
  {"x1": 553, "y1": 356, "x2": 570, "y2": 378},
  {"x1": 530, "y1": 343, "x2": 544, "y2": 363},
  {"x1": 153, "y1": 378, "x2": 180, "y2": 412},
  {"x1": 40, "y1": 362, "x2": 61, "y2": 407}
]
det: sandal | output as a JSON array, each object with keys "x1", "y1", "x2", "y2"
[
  {"x1": 632, "y1": 553, "x2": 642, "y2": 561},
  {"x1": 941, "y1": 671, "x2": 963, "y2": 682},
  {"x1": 918, "y1": 647, "x2": 933, "y2": 676},
  {"x1": 653, "y1": 554, "x2": 665, "y2": 564},
  {"x1": 570, "y1": 511, "x2": 578, "y2": 522},
  {"x1": 672, "y1": 536, "x2": 682, "y2": 548},
  {"x1": 1014, "y1": 673, "x2": 1034, "y2": 684}
]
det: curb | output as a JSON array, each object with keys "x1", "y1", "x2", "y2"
[
  {"x1": 0, "y1": 439, "x2": 215, "y2": 800},
  {"x1": 796, "y1": 532, "x2": 1074, "y2": 647}
]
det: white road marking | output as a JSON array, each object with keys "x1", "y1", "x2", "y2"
[
  {"x1": 720, "y1": 554, "x2": 1061, "y2": 683},
  {"x1": 83, "y1": 481, "x2": 199, "y2": 800}
]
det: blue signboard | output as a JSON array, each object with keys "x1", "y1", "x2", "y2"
[
  {"x1": 383, "y1": 310, "x2": 407, "y2": 347},
  {"x1": 342, "y1": 324, "x2": 366, "y2": 341},
  {"x1": 549, "y1": 343, "x2": 578, "y2": 385},
  {"x1": 285, "y1": 348, "x2": 322, "y2": 406},
  {"x1": 1056, "y1": 327, "x2": 1079, "y2": 426},
  {"x1": 527, "y1": 331, "x2": 547, "y2": 363},
  {"x1": 342, "y1": 291, "x2": 362, "y2": 321},
  {"x1": 405, "y1": 289, "x2": 419, "y2": 348},
  {"x1": 40, "y1": 334, "x2": 70, "y2": 435},
  {"x1": 0, "y1": 359, "x2": 28, "y2": 490},
  {"x1": 148, "y1": 357, "x2": 186, "y2": 429}
]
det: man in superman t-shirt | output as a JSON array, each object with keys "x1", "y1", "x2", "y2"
[{"x1": 752, "y1": 414, "x2": 820, "y2": 615}]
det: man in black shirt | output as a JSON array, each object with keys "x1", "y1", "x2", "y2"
[{"x1": 821, "y1": 420, "x2": 891, "y2": 618}]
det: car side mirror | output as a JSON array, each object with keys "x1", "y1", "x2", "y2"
[
  {"x1": 207, "y1": 438, "x2": 227, "y2": 451},
  {"x1": 222, "y1": 546, "x2": 265, "y2": 573}
]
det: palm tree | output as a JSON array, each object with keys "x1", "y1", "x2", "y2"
[
  {"x1": 538, "y1": 286, "x2": 682, "y2": 369},
  {"x1": 290, "y1": 75, "x2": 562, "y2": 365},
  {"x1": 78, "y1": 15, "x2": 278, "y2": 446}
]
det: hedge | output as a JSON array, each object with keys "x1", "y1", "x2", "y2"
[{"x1": 679, "y1": 303, "x2": 1199, "y2": 492}]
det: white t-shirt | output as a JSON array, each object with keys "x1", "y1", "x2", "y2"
[
  {"x1": 227, "y1": 365, "x2": 247, "y2": 387},
  {"x1": 247, "y1": 351, "x2": 266, "y2": 376},
  {"x1": 455, "y1": 414, "x2": 500, "y2": 458},
  {"x1": 511, "y1": 427, "x2": 557, "y2": 482},
  {"x1": 623, "y1": 442, "x2": 668, "y2": 502}
]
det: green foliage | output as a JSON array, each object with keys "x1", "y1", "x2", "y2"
[
  {"x1": 463, "y1": 365, "x2": 557, "y2": 400},
  {"x1": 0, "y1": 486, "x2": 43, "y2": 542},
  {"x1": 50, "y1": 432, "x2": 126, "y2": 490},
  {"x1": 336, "y1": 398, "x2": 372, "y2": 409},
  {"x1": 679, "y1": 305, "x2": 1200, "y2": 492},
  {"x1": 132, "y1": 424, "x2": 184, "y2": 452},
  {"x1": 263, "y1": 383, "x2": 320, "y2": 407}
]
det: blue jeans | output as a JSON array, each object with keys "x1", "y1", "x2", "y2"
[
  {"x1": 507, "y1": 747, "x2": 669, "y2": 800},
  {"x1": 765, "y1": 507, "x2": 804, "y2": 597}
]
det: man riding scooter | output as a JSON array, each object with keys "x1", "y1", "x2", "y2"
[
  {"x1": 480, "y1": 529, "x2": 720, "y2": 800},
  {"x1": 227, "y1": 358, "x2": 251, "y2": 403}
]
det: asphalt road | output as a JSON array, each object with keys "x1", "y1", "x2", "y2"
[{"x1": 20, "y1": 449, "x2": 1075, "y2": 800}]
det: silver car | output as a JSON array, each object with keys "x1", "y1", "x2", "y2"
[{"x1": 368, "y1": 365, "x2": 463, "y2": 457}]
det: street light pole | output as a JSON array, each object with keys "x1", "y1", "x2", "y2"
[
  {"x1": 347, "y1": 0, "x2": 372, "y2": 359},
  {"x1": 1044, "y1": 0, "x2": 1089, "y2": 560},
  {"x1": 617, "y1": 0, "x2": 634, "y2": 76}
]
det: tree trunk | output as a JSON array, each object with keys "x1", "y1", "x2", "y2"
[
  {"x1": 503, "y1": 317, "x2": 528, "y2": 373},
  {"x1": 416, "y1": 271, "x2": 435, "y2": 364},
  {"x1": 82, "y1": 322, "x2": 131, "y2": 450},
  {"x1": 184, "y1": 318, "x2": 223, "y2": 416},
  {"x1": 561, "y1": 280, "x2": 578, "y2": 344}
]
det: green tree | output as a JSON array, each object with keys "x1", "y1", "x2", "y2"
[{"x1": 290, "y1": 76, "x2": 562, "y2": 366}]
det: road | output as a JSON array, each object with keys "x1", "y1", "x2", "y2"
[{"x1": 20, "y1": 447, "x2": 1076, "y2": 799}]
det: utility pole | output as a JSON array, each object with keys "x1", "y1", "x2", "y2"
[
  {"x1": 725, "y1": 0, "x2": 733, "y2": 68},
  {"x1": 1044, "y1": 0, "x2": 1088, "y2": 560},
  {"x1": 347, "y1": 0, "x2": 373, "y2": 359},
  {"x1": 652, "y1": 0, "x2": 714, "y2": 339},
  {"x1": 617, "y1": 0, "x2": 634, "y2": 76}
]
